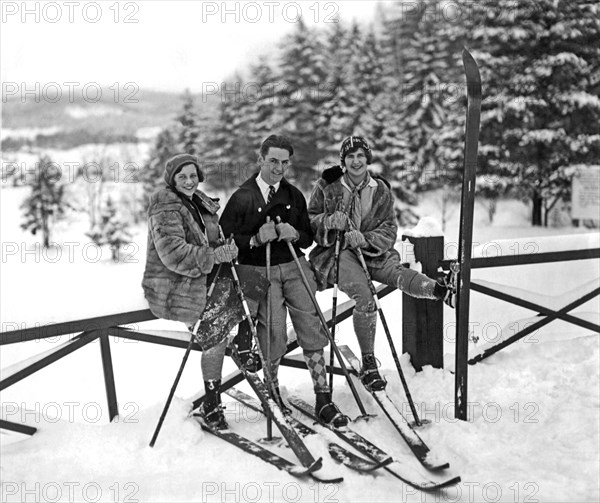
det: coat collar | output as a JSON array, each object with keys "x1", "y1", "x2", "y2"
[{"x1": 168, "y1": 186, "x2": 220, "y2": 214}]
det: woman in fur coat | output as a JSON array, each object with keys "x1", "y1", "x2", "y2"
[
  {"x1": 308, "y1": 136, "x2": 454, "y2": 391},
  {"x1": 142, "y1": 153, "x2": 238, "y2": 429}
]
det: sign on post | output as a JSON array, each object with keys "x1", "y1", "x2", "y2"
[{"x1": 572, "y1": 166, "x2": 600, "y2": 221}]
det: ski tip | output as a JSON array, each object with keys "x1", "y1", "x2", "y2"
[
  {"x1": 461, "y1": 46, "x2": 477, "y2": 66},
  {"x1": 461, "y1": 47, "x2": 482, "y2": 88}
]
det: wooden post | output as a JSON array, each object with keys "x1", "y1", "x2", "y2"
[
  {"x1": 100, "y1": 334, "x2": 119, "y2": 422},
  {"x1": 401, "y1": 235, "x2": 444, "y2": 371}
]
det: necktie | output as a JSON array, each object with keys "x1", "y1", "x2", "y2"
[{"x1": 267, "y1": 185, "x2": 276, "y2": 204}]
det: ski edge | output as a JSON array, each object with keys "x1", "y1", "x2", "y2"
[
  {"x1": 338, "y1": 345, "x2": 450, "y2": 472},
  {"x1": 289, "y1": 396, "x2": 461, "y2": 492}
]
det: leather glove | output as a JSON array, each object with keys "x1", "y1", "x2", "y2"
[
  {"x1": 324, "y1": 211, "x2": 349, "y2": 231},
  {"x1": 434, "y1": 271, "x2": 456, "y2": 308},
  {"x1": 213, "y1": 242, "x2": 238, "y2": 264},
  {"x1": 253, "y1": 221, "x2": 278, "y2": 246},
  {"x1": 276, "y1": 222, "x2": 300, "y2": 242},
  {"x1": 343, "y1": 230, "x2": 367, "y2": 249}
]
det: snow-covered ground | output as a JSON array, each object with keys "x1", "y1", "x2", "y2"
[{"x1": 1, "y1": 185, "x2": 598, "y2": 502}]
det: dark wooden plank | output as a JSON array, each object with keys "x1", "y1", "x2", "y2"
[
  {"x1": 471, "y1": 282, "x2": 600, "y2": 333},
  {"x1": 0, "y1": 331, "x2": 100, "y2": 391},
  {"x1": 1, "y1": 310, "x2": 156, "y2": 345},
  {"x1": 100, "y1": 334, "x2": 119, "y2": 422},
  {"x1": 0, "y1": 419, "x2": 37, "y2": 435},
  {"x1": 469, "y1": 287, "x2": 600, "y2": 364},
  {"x1": 402, "y1": 236, "x2": 444, "y2": 370},
  {"x1": 440, "y1": 248, "x2": 600, "y2": 270},
  {"x1": 110, "y1": 327, "x2": 203, "y2": 350}
]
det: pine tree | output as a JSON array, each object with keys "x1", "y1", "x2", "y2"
[
  {"x1": 204, "y1": 71, "x2": 257, "y2": 190},
  {"x1": 464, "y1": 0, "x2": 600, "y2": 226},
  {"x1": 20, "y1": 155, "x2": 68, "y2": 247},
  {"x1": 246, "y1": 56, "x2": 281, "y2": 146},
  {"x1": 277, "y1": 18, "x2": 330, "y2": 188},
  {"x1": 318, "y1": 21, "x2": 354, "y2": 150},
  {"x1": 399, "y1": 0, "x2": 464, "y2": 191},
  {"x1": 140, "y1": 128, "x2": 178, "y2": 209},
  {"x1": 176, "y1": 89, "x2": 202, "y2": 156},
  {"x1": 86, "y1": 196, "x2": 132, "y2": 262}
]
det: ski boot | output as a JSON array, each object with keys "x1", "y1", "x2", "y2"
[
  {"x1": 360, "y1": 354, "x2": 387, "y2": 392},
  {"x1": 315, "y1": 391, "x2": 348, "y2": 428},
  {"x1": 434, "y1": 269, "x2": 457, "y2": 308},
  {"x1": 234, "y1": 320, "x2": 258, "y2": 372},
  {"x1": 238, "y1": 349, "x2": 259, "y2": 373},
  {"x1": 201, "y1": 379, "x2": 228, "y2": 430}
]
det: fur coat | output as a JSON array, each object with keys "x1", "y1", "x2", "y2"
[
  {"x1": 142, "y1": 187, "x2": 220, "y2": 325},
  {"x1": 308, "y1": 166, "x2": 400, "y2": 290}
]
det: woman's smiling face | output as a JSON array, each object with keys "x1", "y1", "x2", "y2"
[{"x1": 173, "y1": 164, "x2": 200, "y2": 197}]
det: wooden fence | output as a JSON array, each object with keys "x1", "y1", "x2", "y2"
[{"x1": 0, "y1": 288, "x2": 394, "y2": 435}]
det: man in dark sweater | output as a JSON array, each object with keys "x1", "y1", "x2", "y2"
[{"x1": 220, "y1": 134, "x2": 347, "y2": 427}]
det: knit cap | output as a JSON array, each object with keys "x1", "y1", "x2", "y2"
[
  {"x1": 164, "y1": 154, "x2": 204, "y2": 186},
  {"x1": 340, "y1": 136, "x2": 373, "y2": 165}
]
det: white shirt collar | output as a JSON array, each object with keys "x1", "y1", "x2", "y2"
[{"x1": 256, "y1": 173, "x2": 280, "y2": 203}]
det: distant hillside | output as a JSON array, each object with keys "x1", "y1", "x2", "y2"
[{"x1": 1, "y1": 88, "x2": 219, "y2": 150}]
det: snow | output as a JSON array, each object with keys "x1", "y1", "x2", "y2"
[
  {"x1": 65, "y1": 105, "x2": 124, "y2": 119},
  {"x1": 1, "y1": 186, "x2": 599, "y2": 502},
  {"x1": 402, "y1": 217, "x2": 444, "y2": 238},
  {"x1": 1, "y1": 127, "x2": 63, "y2": 141}
]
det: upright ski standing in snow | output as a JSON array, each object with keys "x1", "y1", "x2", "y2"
[{"x1": 454, "y1": 48, "x2": 482, "y2": 421}]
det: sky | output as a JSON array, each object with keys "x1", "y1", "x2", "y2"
[{"x1": 1, "y1": 0, "x2": 380, "y2": 94}]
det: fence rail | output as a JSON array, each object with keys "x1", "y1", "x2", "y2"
[{"x1": 1, "y1": 286, "x2": 394, "y2": 435}]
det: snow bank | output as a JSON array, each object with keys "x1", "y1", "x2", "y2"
[{"x1": 402, "y1": 217, "x2": 444, "y2": 238}]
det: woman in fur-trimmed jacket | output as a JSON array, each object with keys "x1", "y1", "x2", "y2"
[
  {"x1": 142, "y1": 153, "x2": 238, "y2": 429},
  {"x1": 308, "y1": 136, "x2": 454, "y2": 392}
]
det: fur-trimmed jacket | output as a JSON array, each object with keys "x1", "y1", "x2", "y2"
[
  {"x1": 308, "y1": 166, "x2": 400, "y2": 290},
  {"x1": 142, "y1": 187, "x2": 220, "y2": 325}
]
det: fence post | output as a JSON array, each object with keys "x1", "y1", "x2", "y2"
[
  {"x1": 100, "y1": 334, "x2": 119, "y2": 422},
  {"x1": 401, "y1": 235, "x2": 444, "y2": 371}
]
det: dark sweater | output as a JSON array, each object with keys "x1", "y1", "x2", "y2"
[{"x1": 219, "y1": 174, "x2": 313, "y2": 266}]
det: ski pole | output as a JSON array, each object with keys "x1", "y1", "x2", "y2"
[
  {"x1": 275, "y1": 217, "x2": 369, "y2": 418},
  {"x1": 149, "y1": 263, "x2": 223, "y2": 447},
  {"x1": 265, "y1": 217, "x2": 273, "y2": 440},
  {"x1": 328, "y1": 231, "x2": 342, "y2": 390},
  {"x1": 218, "y1": 228, "x2": 279, "y2": 409},
  {"x1": 352, "y1": 246, "x2": 422, "y2": 426},
  {"x1": 328, "y1": 199, "x2": 352, "y2": 390}
]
